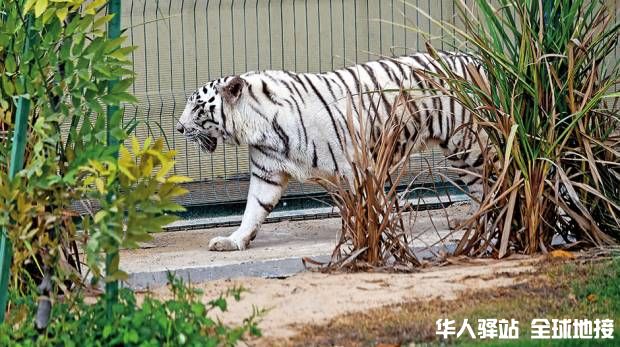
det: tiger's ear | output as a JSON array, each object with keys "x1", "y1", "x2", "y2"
[{"x1": 221, "y1": 76, "x2": 246, "y2": 105}]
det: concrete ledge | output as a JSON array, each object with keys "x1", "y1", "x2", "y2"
[
  {"x1": 121, "y1": 203, "x2": 468, "y2": 289},
  {"x1": 127, "y1": 255, "x2": 332, "y2": 290}
]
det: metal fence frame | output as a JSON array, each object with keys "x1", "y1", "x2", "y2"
[
  {"x1": 119, "y1": 0, "x2": 619, "y2": 217},
  {"x1": 121, "y1": 0, "x2": 463, "y2": 215}
]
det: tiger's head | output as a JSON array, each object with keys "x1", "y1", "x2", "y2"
[{"x1": 177, "y1": 76, "x2": 246, "y2": 153}]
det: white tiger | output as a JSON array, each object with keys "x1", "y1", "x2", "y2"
[{"x1": 177, "y1": 52, "x2": 488, "y2": 251}]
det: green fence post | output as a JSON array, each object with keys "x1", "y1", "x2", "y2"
[
  {"x1": 105, "y1": 0, "x2": 121, "y2": 317},
  {"x1": 0, "y1": 78, "x2": 32, "y2": 326},
  {"x1": 0, "y1": 11, "x2": 33, "y2": 323}
]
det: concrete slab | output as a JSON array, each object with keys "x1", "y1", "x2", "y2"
[{"x1": 121, "y1": 204, "x2": 468, "y2": 289}]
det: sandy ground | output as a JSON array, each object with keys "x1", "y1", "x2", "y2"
[
  {"x1": 147, "y1": 256, "x2": 538, "y2": 343},
  {"x1": 124, "y1": 203, "x2": 537, "y2": 344}
]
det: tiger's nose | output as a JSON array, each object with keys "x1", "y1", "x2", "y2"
[{"x1": 176, "y1": 123, "x2": 185, "y2": 134}]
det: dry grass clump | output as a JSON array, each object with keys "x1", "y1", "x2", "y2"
[
  {"x1": 421, "y1": 0, "x2": 620, "y2": 257},
  {"x1": 313, "y1": 96, "x2": 421, "y2": 271}
]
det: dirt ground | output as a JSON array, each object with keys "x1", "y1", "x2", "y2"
[
  {"x1": 147, "y1": 256, "x2": 538, "y2": 344},
  {"x1": 127, "y1": 203, "x2": 541, "y2": 345}
]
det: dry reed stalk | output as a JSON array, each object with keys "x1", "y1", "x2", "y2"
[
  {"x1": 414, "y1": 0, "x2": 620, "y2": 257},
  {"x1": 307, "y1": 92, "x2": 427, "y2": 272}
]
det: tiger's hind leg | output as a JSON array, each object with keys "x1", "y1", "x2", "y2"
[
  {"x1": 443, "y1": 138, "x2": 486, "y2": 229},
  {"x1": 208, "y1": 170, "x2": 289, "y2": 251}
]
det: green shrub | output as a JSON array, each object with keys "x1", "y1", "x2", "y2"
[
  {"x1": 1, "y1": 0, "x2": 190, "y2": 331},
  {"x1": 0, "y1": 274, "x2": 262, "y2": 347},
  {"x1": 0, "y1": 0, "x2": 138, "y2": 291},
  {"x1": 79, "y1": 136, "x2": 190, "y2": 283}
]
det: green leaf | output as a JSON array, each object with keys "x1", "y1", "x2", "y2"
[
  {"x1": 210, "y1": 297, "x2": 227, "y2": 312},
  {"x1": 191, "y1": 303, "x2": 205, "y2": 316},
  {"x1": 157, "y1": 202, "x2": 186, "y2": 213},
  {"x1": 124, "y1": 232, "x2": 153, "y2": 245},
  {"x1": 124, "y1": 329, "x2": 139, "y2": 344},
  {"x1": 23, "y1": 0, "x2": 37, "y2": 13},
  {"x1": 103, "y1": 324, "x2": 113, "y2": 338},
  {"x1": 84, "y1": 0, "x2": 106, "y2": 15},
  {"x1": 5, "y1": 55, "x2": 16, "y2": 74},
  {"x1": 104, "y1": 36, "x2": 128, "y2": 52},
  {"x1": 93, "y1": 14, "x2": 114, "y2": 29},
  {"x1": 55, "y1": 7, "x2": 68, "y2": 22},
  {"x1": 2, "y1": 76, "x2": 15, "y2": 95},
  {"x1": 94, "y1": 210, "x2": 107, "y2": 223},
  {"x1": 105, "y1": 270, "x2": 129, "y2": 282},
  {"x1": 110, "y1": 78, "x2": 134, "y2": 94},
  {"x1": 166, "y1": 175, "x2": 192, "y2": 184},
  {"x1": 131, "y1": 136, "x2": 140, "y2": 155},
  {"x1": 34, "y1": 0, "x2": 48, "y2": 17},
  {"x1": 95, "y1": 177, "x2": 105, "y2": 194},
  {"x1": 109, "y1": 50, "x2": 130, "y2": 62}
]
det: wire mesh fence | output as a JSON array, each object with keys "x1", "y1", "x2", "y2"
[{"x1": 119, "y1": 0, "x2": 620, "y2": 211}]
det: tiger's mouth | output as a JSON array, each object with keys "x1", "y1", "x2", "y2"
[
  {"x1": 186, "y1": 132, "x2": 218, "y2": 153},
  {"x1": 197, "y1": 134, "x2": 218, "y2": 153}
]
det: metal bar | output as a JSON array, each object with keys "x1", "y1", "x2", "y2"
[
  {"x1": 354, "y1": 0, "x2": 358, "y2": 63},
  {"x1": 268, "y1": 0, "x2": 272, "y2": 68},
  {"x1": 206, "y1": 0, "x2": 217, "y2": 198},
  {"x1": 7, "y1": 99, "x2": 30, "y2": 178},
  {"x1": 403, "y1": 0, "x2": 407, "y2": 52},
  {"x1": 105, "y1": 0, "x2": 121, "y2": 316},
  {"x1": 0, "y1": 9, "x2": 33, "y2": 324},
  {"x1": 378, "y1": 0, "x2": 382, "y2": 55},
  {"x1": 317, "y1": 1, "x2": 321, "y2": 72},
  {"x1": 217, "y1": 0, "x2": 230, "y2": 197},
  {"x1": 142, "y1": 0, "x2": 152, "y2": 149},
  {"x1": 366, "y1": 0, "x2": 369, "y2": 61},
  {"x1": 391, "y1": 0, "x2": 395, "y2": 51},
  {"x1": 340, "y1": 0, "x2": 344, "y2": 67},
  {"x1": 0, "y1": 98, "x2": 31, "y2": 324},
  {"x1": 0, "y1": 234, "x2": 12, "y2": 323},
  {"x1": 328, "y1": 0, "x2": 333, "y2": 70},
  {"x1": 166, "y1": 0, "x2": 176, "y2": 174},
  {"x1": 193, "y1": 0, "x2": 202, "y2": 181},
  {"x1": 155, "y1": 0, "x2": 164, "y2": 168},
  {"x1": 305, "y1": 0, "x2": 309, "y2": 70},
  {"x1": 279, "y1": 0, "x2": 284, "y2": 70},
  {"x1": 180, "y1": 0, "x2": 188, "y2": 176},
  {"x1": 129, "y1": 0, "x2": 139, "y2": 139}
]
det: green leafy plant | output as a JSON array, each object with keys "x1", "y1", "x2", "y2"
[
  {"x1": 0, "y1": 0, "x2": 192, "y2": 332},
  {"x1": 0, "y1": 274, "x2": 263, "y2": 346},
  {"x1": 417, "y1": 0, "x2": 620, "y2": 256},
  {"x1": 0, "y1": 0, "x2": 137, "y2": 292},
  {"x1": 79, "y1": 137, "x2": 189, "y2": 282}
]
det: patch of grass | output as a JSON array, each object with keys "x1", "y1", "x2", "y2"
[{"x1": 281, "y1": 257, "x2": 620, "y2": 346}]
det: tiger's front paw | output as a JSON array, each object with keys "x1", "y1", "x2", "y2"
[{"x1": 208, "y1": 236, "x2": 243, "y2": 251}]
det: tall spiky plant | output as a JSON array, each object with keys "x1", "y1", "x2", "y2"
[{"x1": 418, "y1": 0, "x2": 620, "y2": 256}]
